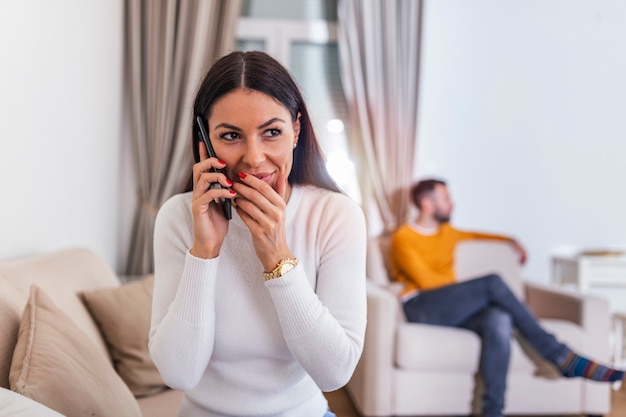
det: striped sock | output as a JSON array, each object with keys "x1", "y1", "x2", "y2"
[{"x1": 559, "y1": 351, "x2": 624, "y2": 382}]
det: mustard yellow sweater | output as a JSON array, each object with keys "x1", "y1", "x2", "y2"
[{"x1": 389, "y1": 223, "x2": 511, "y2": 296}]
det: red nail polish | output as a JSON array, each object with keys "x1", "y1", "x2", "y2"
[
  {"x1": 226, "y1": 178, "x2": 233, "y2": 186},
  {"x1": 218, "y1": 159, "x2": 226, "y2": 165},
  {"x1": 229, "y1": 190, "x2": 236, "y2": 195},
  {"x1": 238, "y1": 173, "x2": 247, "y2": 179}
]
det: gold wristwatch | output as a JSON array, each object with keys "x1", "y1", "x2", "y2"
[{"x1": 263, "y1": 258, "x2": 299, "y2": 281}]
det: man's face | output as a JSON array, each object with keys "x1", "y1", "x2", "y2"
[{"x1": 431, "y1": 184, "x2": 453, "y2": 223}]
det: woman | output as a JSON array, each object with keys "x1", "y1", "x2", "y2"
[{"x1": 149, "y1": 51, "x2": 367, "y2": 417}]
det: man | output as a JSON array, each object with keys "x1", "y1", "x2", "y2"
[{"x1": 389, "y1": 179, "x2": 623, "y2": 417}]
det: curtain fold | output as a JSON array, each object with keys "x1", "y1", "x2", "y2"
[
  {"x1": 124, "y1": 0, "x2": 242, "y2": 275},
  {"x1": 337, "y1": 0, "x2": 422, "y2": 236}
]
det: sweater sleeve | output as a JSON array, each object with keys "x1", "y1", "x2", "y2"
[
  {"x1": 453, "y1": 227, "x2": 513, "y2": 243},
  {"x1": 264, "y1": 193, "x2": 367, "y2": 392},
  {"x1": 148, "y1": 195, "x2": 220, "y2": 391}
]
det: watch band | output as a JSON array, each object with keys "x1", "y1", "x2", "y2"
[{"x1": 263, "y1": 258, "x2": 298, "y2": 281}]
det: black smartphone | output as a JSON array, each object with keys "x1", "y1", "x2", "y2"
[{"x1": 195, "y1": 116, "x2": 232, "y2": 220}]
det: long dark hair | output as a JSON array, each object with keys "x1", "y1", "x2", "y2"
[{"x1": 185, "y1": 51, "x2": 340, "y2": 193}]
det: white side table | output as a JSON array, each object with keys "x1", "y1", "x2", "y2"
[{"x1": 552, "y1": 254, "x2": 626, "y2": 292}]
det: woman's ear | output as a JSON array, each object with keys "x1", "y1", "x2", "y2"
[{"x1": 293, "y1": 112, "x2": 302, "y2": 145}]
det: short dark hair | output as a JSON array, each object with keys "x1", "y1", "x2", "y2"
[
  {"x1": 410, "y1": 179, "x2": 447, "y2": 209},
  {"x1": 187, "y1": 51, "x2": 340, "y2": 193}
]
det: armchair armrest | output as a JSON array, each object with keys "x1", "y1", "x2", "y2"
[
  {"x1": 346, "y1": 280, "x2": 400, "y2": 417},
  {"x1": 524, "y1": 280, "x2": 610, "y2": 359}
]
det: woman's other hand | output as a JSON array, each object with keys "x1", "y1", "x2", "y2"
[{"x1": 232, "y1": 172, "x2": 294, "y2": 271}]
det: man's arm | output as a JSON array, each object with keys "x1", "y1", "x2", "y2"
[
  {"x1": 510, "y1": 239, "x2": 527, "y2": 264},
  {"x1": 457, "y1": 229, "x2": 527, "y2": 265}
]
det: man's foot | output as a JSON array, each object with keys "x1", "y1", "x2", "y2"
[{"x1": 559, "y1": 351, "x2": 624, "y2": 382}]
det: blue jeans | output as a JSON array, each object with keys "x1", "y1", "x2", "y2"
[{"x1": 402, "y1": 274, "x2": 568, "y2": 417}]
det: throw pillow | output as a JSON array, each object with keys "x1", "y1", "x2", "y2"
[
  {"x1": 9, "y1": 286, "x2": 141, "y2": 417},
  {"x1": 81, "y1": 274, "x2": 166, "y2": 397}
]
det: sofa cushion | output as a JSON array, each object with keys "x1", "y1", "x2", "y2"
[
  {"x1": 137, "y1": 388, "x2": 184, "y2": 417},
  {"x1": 0, "y1": 285, "x2": 23, "y2": 390},
  {"x1": 0, "y1": 247, "x2": 120, "y2": 389},
  {"x1": 81, "y1": 274, "x2": 166, "y2": 397},
  {"x1": 9, "y1": 286, "x2": 141, "y2": 417}
]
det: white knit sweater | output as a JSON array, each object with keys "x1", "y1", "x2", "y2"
[{"x1": 149, "y1": 185, "x2": 367, "y2": 417}]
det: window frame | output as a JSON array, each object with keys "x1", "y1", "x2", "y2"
[{"x1": 237, "y1": 17, "x2": 338, "y2": 66}]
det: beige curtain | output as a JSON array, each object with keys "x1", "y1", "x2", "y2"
[
  {"x1": 337, "y1": 0, "x2": 422, "y2": 235},
  {"x1": 124, "y1": 0, "x2": 242, "y2": 275}
]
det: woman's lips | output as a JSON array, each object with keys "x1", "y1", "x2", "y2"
[{"x1": 250, "y1": 172, "x2": 273, "y2": 183}]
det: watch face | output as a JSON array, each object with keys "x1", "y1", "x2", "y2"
[{"x1": 280, "y1": 262, "x2": 295, "y2": 275}]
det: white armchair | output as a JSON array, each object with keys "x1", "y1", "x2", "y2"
[{"x1": 346, "y1": 239, "x2": 612, "y2": 416}]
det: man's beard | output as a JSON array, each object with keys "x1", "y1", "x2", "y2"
[{"x1": 434, "y1": 211, "x2": 450, "y2": 223}]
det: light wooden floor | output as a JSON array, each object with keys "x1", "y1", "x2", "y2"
[{"x1": 325, "y1": 382, "x2": 626, "y2": 417}]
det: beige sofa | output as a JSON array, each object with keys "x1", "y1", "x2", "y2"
[
  {"x1": 0, "y1": 247, "x2": 182, "y2": 417},
  {"x1": 347, "y1": 239, "x2": 612, "y2": 416}
]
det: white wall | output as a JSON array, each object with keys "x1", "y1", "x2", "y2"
[
  {"x1": 2, "y1": 0, "x2": 625, "y2": 288},
  {"x1": 417, "y1": 1, "x2": 626, "y2": 291},
  {"x1": 0, "y1": 1, "x2": 124, "y2": 269}
]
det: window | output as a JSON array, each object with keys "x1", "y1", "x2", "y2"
[{"x1": 236, "y1": 1, "x2": 361, "y2": 202}]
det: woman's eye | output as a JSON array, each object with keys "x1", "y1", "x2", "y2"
[
  {"x1": 220, "y1": 132, "x2": 240, "y2": 141},
  {"x1": 264, "y1": 128, "x2": 282, "y2": 138}
]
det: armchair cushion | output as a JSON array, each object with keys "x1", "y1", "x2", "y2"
[
  {"x1": 396, "y1": 323, "x2": 480, "y2": 372},
  {"x1": 394, "y1": 321, "x2": 567, "y2": 375},
  {"x1": 455, "y1": 240, "x2": 523, "y2": 298}
]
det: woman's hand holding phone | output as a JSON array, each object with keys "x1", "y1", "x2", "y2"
[
  {"x1": 232, "y1": 173, "x2": 294, "y2": 272},
  {"x1": 190, "y1": 143, "x2": 235, "y2": 259}
]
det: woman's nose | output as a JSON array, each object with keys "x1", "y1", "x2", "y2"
[{"x1": 242, "y1": 140, "x2": 265, "y2": 167}]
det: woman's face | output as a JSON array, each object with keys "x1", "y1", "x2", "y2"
[{"x1": 207, "y1": 88, "x2": 300, "y2": 193}]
